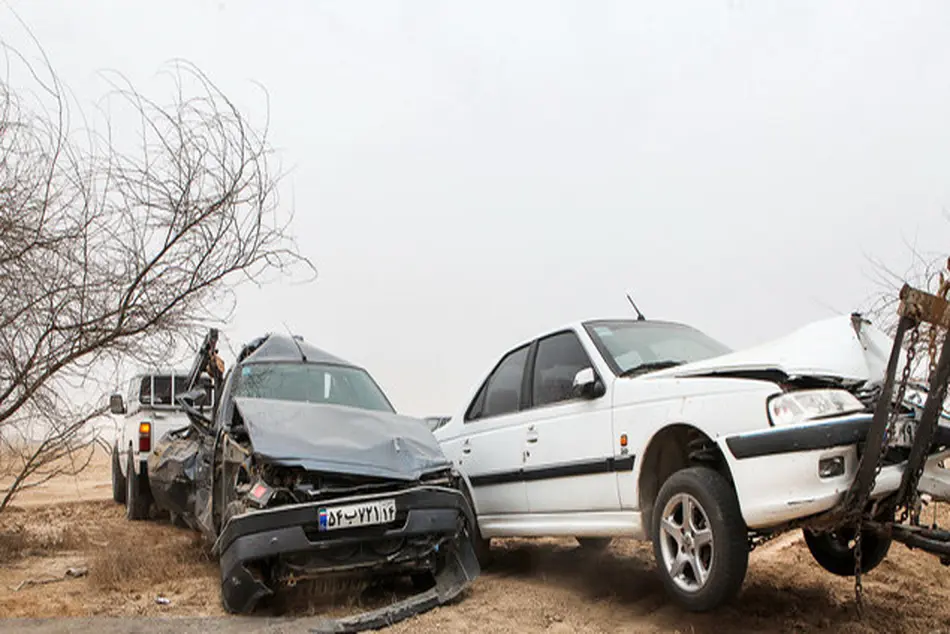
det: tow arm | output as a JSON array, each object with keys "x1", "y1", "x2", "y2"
[{"x1": 819, "y1": 282, "x2": 950, "y2": 610}]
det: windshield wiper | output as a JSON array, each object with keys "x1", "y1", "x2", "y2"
[{"x1": 619, "y1": 360, "x2": 684, "y2": 378}]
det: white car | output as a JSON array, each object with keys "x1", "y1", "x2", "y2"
[
  {"x1": 109, "y1": 369, "x2": 214, "y2": 520},
  {"x1": 433, "y1": 313, "x2": 950, "y2": 611}
]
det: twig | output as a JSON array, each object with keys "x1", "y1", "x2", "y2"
[{"x1": 12, "y1": 566, "x2": 87, "y2": 592}]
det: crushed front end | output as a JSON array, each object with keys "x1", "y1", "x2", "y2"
[{"x1": 212, "y1": 462, "x2": 480, "y2": 617}]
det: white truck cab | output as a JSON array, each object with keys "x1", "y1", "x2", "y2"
[{"x1": 109, "y1": 371, "x2": 213, "y2": 519}]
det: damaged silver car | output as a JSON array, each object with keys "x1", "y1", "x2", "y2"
[{"x1": 147, "y1": 330, "x2": 480, "y2": 624}]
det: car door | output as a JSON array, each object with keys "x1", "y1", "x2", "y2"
[
  {"x1": 444, "y1": 343, "x2": 532, "y2": 518},
  {"x1": 522, "y1": 329, "x2": 621, "y2": 514}
]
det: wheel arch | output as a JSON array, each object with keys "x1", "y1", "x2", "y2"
[{"x1": 637, "y1": 423, "x2": 735, "y2": 539}]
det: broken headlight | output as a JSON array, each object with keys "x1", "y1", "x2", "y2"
[{"x1": 767, "y1": 389, "x2": 865, "y2": 427}]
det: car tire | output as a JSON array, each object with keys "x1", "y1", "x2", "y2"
[
  {"x1": 126, "y1": 451, "x2": 151, "y2": 521},
  {"x1": 111, "y1": 444, "x2": 127, "y2": 505},
  {"x1": 803, "y1": 526, "x2": 891, "y2": 577},
  {"x1": 651, "y1": 466, "x2": 749, "y2": 612},
  {"x1": 576, "y1": 537, "x2": 613, "y2": 552}
]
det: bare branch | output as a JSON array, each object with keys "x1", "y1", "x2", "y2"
[{"x1": 0, "y1": 28, "x2": 315, "y2": 511}]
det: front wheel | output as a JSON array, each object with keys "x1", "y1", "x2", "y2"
[
  {"x1": 803, "y1": 526, "x2": 891, "y2": 576},
  {"x1": 651, "y1": 467, "x2": 749, "y2": 612}
]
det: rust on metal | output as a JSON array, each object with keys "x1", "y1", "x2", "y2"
[{"x1": 898, "y1": 284, "x2": 950, "y2": 329}]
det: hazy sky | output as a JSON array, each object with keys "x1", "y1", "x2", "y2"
[{"x1": 3, "y1": 1, "x2": 948, "y2": 417}]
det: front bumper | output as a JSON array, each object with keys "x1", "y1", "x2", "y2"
[
  {"x1": 215, "y1": 485, "x2": 477, "y2": 614},
  {"x1": 720, "y1": 413, "x2": 950, "y2": 530}
]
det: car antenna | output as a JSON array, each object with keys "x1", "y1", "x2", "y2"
[
  {"x1": 282, "y1": 322, "x2": 308, "y2": 362},
  {"x1": 626, "y1": 293, "x2": 646, "y2": 321}
]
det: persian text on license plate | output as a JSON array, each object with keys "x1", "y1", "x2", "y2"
[{"x1": 318, "y1": 498, "x2": 397, "y2": 531}]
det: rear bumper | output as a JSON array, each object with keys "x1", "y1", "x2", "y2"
[
  {"x1": 215, "y1": 485, "x2": 476, "y2": 614},
  {"x1": 720, "y1": 413, "x2": 950, "y2": 529}
]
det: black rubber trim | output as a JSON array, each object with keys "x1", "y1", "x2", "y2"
[
  {"x1": 469, "y1": 455, "x2": 635, "y2": 487},
  {"x1": 728, "y1": 416, "x2": 950, "y2": 460},
  {"x1": 726, "y1": 415, "x2": 872, "y2": 459}
]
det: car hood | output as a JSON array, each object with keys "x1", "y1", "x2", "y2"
[
  {"x1": 645, "y1": 314, "x2": 898, "y2": 385},
  {"x1": 232, "y1": 397, "x2": 452, "y2": 481}
]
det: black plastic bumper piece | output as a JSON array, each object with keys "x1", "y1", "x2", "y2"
[
  {"x1": 217, "y1": 486, "x2": 476, "y2": 615},
  {"x1": 307, "y1": 529, "x2": 480, "y2": 633},
  {"x1": 726, "y1": 415, "x2": 950, "y2": 460}
]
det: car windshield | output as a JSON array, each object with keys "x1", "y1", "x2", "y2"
[
  {"x1": 231, "y1": 362, "x2": 395, "y2": 413},
  {"x1": 585, "y1": 321, "x2": 732, "y2": 377}
]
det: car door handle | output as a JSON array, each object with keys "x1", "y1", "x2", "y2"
[
  {"x1": 526, "y1": 430, "x2": 539, "y2": 443},
  {"x1": 462, "y1": 439, "x2": 472, "y2": 454}
]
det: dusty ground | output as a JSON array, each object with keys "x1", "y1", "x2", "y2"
[{"x1": 2, "y1": 451, "x2": 950, "y2": 633}]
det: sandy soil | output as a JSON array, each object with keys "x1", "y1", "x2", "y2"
[{"x1": 3, "y1": 452, "x2": 950, "y2": 633}]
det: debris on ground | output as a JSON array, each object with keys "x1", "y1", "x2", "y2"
[{"x1": 13, "y1": 566, "x2": 88, "y2": 592}]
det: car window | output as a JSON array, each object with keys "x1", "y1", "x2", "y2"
[
  {"x1": 231, "y1": 362, "x2": 395, "y2": 413},
  {"x1": 152, "y1": 375, "x2": 174, "y2": 405},
  {"x1": 138, "y1": 376, "x2": 151, "y2": 405},
  {"x1": 466, "y1": 344, "x2": 529, "y2": 422},
  {"x1": 127, "y1": 378, "x2": 139, "y2": 409},
  {"x1": 532, "y1": 331, "x2": 593, "y2": 407},
  {"x1": 585, "y1": 320, "x2": 731, "y2": 376}
]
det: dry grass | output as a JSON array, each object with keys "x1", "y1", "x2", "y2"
[
  {"x1": 0, "y1": 505, "x2": 89, "y2": 563},
  {"x1": 0, "y1": 526, "x2": 27, "y2": 564},
  {"x1": 86, "y1": 526, "x2": 212, "y2": 590}
]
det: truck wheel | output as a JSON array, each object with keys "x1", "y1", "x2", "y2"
[
  {"x1": 111, "y1": 444, "x2": 126, "y2": 504},
  {"x1": 651, "y1": 467, "x2": 748, "y2": 612},
  {"x1": 576, "y1": 537, "x2": 613, "y2": 552},
  {"x1": 126, "y1": 451, "x2": 151, "y2": 521},
  {"x1": 803, "y1": 526, "x2": 891, "y2": 576}
]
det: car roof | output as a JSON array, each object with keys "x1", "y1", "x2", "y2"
[
  {"x1": 132, "y1": 369, "x2": 190, "y2": 378},
  {"x1": 240, "y1": 333, "x2": 354, "y2": 367},
  {"x1": 505, "y1": 317, "x2": 695, "y2": 350}
]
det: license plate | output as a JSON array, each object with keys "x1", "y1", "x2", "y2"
[{"x1": 318, "y1": 498, "x2": 397, "y2": 532}]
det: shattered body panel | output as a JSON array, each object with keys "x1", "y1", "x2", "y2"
[
  {"x1": 146, "y1": 332, "x2": 480, "y2": 621},
  {"x1": 232, "y1": 398, "x2": 452, "y2": 481},
  {"x1": 216, "y1": 486, "x2": 477, "y2": 614},
  {"x1": 147, "y1": 428, "x2": 200, "y2": 523},
  {"x1": 647, "y1": 314, "x2": 895, "y2": 385}
]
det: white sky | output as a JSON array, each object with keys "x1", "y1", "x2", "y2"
[{"x1": 3, "y1": 0, "x2": 948, "y2": 418}]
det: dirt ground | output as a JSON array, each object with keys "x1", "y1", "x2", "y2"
[{"x1": 2, "y1": 450, "x2": 950, "y2": 633}]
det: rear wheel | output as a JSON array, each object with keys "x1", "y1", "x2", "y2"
[
  {"x1": 111, "y1": 444, "x2": 126, "y2": 504},
  {"x1": 575, "y1": 537, "x2": 613, "y2": 552},
  {"x1": 651, "y1": 467, "x2": 749, "y2": 612},
  {"x1": 125, "y1": 451, "x2": 151, "y2": 521},
  {"x1": 803, "y1": 526, "x2": 891, "y2": 576}
]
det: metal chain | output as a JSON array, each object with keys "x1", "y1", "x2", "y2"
[{"x1": 854, "y1": 322, "x2": 920, "y2": 614}]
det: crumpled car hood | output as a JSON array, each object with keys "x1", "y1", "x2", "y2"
[
  {"x1": 646, "y1": 314, "x2": 898, "y2": 385},
  {"x1": 232, "y1": 397, "x2": 452, "y2": 481}
]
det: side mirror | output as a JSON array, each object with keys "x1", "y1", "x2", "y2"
[
  {"x1": 109, "y1": 393, "x2": 126, "y2": 415},
  {"x1": 572, "y1": 368, "x2": 606, "y2": 399}
]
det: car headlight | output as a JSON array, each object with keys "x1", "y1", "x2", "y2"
[{"x1": 767, "y1": 389, "x2": 865, "y2": 427}]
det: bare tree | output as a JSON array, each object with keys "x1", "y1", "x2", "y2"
[
  {"x1": 862, "y1": 223, "x2": 948, "y2": 378},
  {"x1": 0, "y1": 35, "x2": 314, "y2": 511}
]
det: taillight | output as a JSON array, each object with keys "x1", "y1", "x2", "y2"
[{"x1": 139, "y1": 422, "x2": 152, "y2": 453}]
